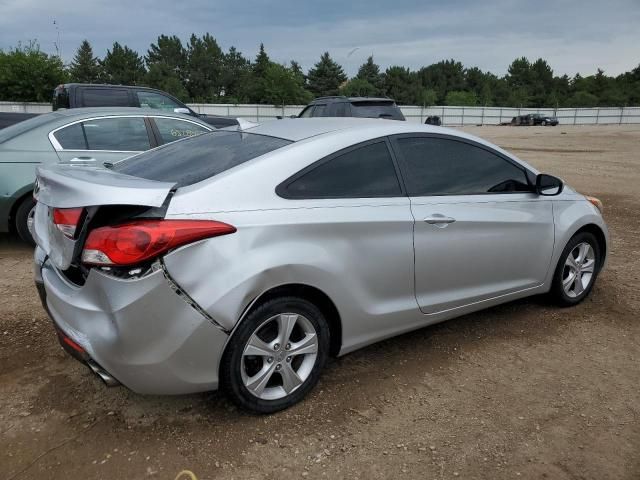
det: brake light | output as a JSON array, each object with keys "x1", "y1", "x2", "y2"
[
  {"x1": 81, "y1": 219, "x2": 236, "y2": 266},
  {"x1": 52, "y1": 207, "x2": 84, "y2": 238}
]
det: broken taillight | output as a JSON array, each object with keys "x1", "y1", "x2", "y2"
[
  {"x1": 52, "y1": 207, "x2": 84, "y2": 239},
  {"x1": 81, "y1": 219, "x2": 236, "y2": 266}
]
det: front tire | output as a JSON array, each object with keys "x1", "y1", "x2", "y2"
[
  {"x1": 550, "y1": 232, "x2": 601, "y2": 306},
  {"x1": 221, "y1": 297, "x2": 330, "y2": 413},
  {"x1": 15, "y1": 196, "x2": 36, "y2": 246}
]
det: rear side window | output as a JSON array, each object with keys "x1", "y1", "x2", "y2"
[
  {"x1": 54, "y1": 123, "x2": 87, "y2": 149},
  {"x1": 82, "y1": 117, "x2": 150, "y2": 151},
  {"x1": 394, "y1": 136, "x2": 531, "y2": 196},
  {"x1": 153, "y1": 117, "x2": 209, "y2": 144},
  {"x1": 81, "y1": 88, "x2": 131, "y2": 107},
  {"x1": 279, "y1": 141, "x2": 401, "y2": 199},
  {"x1": 113, "y1": 131, "x2": 292, "y2": 187},
  {"x1": 351, "y1": 101, "x2": 404, "y2": 120}
]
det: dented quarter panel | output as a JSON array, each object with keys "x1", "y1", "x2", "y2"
[{"x1": 41, "y1": 261, "x2": 228, "y2": 394}]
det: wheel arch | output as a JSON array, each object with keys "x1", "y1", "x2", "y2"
[
  {"x1": 8, "y1": 185, "x2": 35, "y2": 232},
  {"x1": 572, "y1": 223, "x2": 607, "y2": 270},
  {"x1": 230, "y1": 283, "x2": 343, "y2": 358}
]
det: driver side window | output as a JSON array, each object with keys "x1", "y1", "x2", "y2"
[
  {"x1": 394, "y1": 136, "x2": 531, "y2": 196},
  {"x1": 137, "y1": 91, "x2": 181, "y2": 111}
]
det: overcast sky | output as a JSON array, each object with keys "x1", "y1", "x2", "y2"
[{"x1": 1, "y1": 0, "x2": 639, "y2": 77}]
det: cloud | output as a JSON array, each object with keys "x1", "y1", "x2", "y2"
[{"x1": 0, "y1": 0, "x2": 638, "y2": 77}]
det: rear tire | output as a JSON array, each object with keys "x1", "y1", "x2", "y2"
[
  {"x1": 15, "y1": 196, "x2": 36, "y2": 246},
  {"x1": 221, "y1": 296, "x2": 330, "y2": 413},
  {"x1": 550, "y1": 232, "x2": 600, "y2": 307}
]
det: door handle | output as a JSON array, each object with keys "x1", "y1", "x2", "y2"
[
  {"x1": 424, "y1": 214, "x2": 456, "y2": 225},
  {"x1": 69, "y1": 156, "x2": 96, "y2": 162}
]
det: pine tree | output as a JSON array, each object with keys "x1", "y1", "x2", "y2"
[
  {"x1": 355, "y1": 56, "x2": 384, "y2": 95},
  {"x1": 307, "y1": 52, "x2": 347, "y2": 97},
  {"x1": 221, "y1": 46, "x2": 252, "y2": 103},
  {"x1": 186, "y1": 33, "x2": 224, "y2": 101},
  {"x1": 68, "y1": 40, "x2": 101, "y2": 83},
  {"x1": 101, "y1": 42, "x2": 145, "y2": 85},
  {"x1": 249, "y1": 43, "x2": 273, "y2": 102},
  {"x1": 145, "y1": 35, "x2": 188, "y2": 99}
]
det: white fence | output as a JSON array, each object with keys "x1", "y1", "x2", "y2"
[{"x1": 2, "y1": 101, "x2": 639, "y2": 126}]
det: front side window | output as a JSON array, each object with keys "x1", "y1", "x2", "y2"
[
  {"x1": 280, "y1": 141, "x2": 401, "y2": 199},
  {"x1": 153, "y1": 118, "x2": 210, "y2": 144},
  {"x1": 298, "y1": 106, "x2": 314, "y2": 118},
  {"x1": 312, "y1": 104, "x2": 327, "y2": 117},
  {"x1": 83, "y1": 117, "x2": 150, "y2": 151},
  {"x1": 137, "y1": 91, "x2": 181, "y2": 111},
  {"x1": 395, "y1": 136, "x2": 531, "y2": 196}
]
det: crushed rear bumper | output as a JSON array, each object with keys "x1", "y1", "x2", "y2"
[{"x1": 34, "y1": 248, "x2": 229, "y2": 395}]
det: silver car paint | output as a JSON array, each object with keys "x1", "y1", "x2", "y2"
[
  {"x1": 34, "y1": 118, "x2": 609, "y2": 393},
  {"x1": 40, "y1": 257, "x2": 228, "y2": 394}
]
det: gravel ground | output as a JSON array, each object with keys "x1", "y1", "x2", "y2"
[{"x1": 1, "y1": 125, "x2": 638, "y2": 480}]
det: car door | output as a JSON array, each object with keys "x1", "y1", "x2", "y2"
[
  {"x1": 49, "y1": 116, "x2": 154, "y2": 165},
  {"x1": 149, "y1": 116, "x2": 211, "y2": 145},
  {"x1": 390, "y1": 134, "x2": 555, "y2": 314},
  {"x1": 277, "y1": 138, "x2": 417, "y2": 340}
]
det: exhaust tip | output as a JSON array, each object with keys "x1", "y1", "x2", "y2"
[{"x1": 87, "y1": 360, "x2": 120, "y2": 387}]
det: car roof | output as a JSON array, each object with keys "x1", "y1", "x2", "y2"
[
  {"x1": 245, "y1": 117, "x2": 449, "y2": 142},
  {"x1": 310, "y1": 96, "x2": 396, "y2": 104}
]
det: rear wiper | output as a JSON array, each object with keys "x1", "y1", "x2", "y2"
[{"x1": 103, "y1": 161, "x2": 114, "y2": 169}]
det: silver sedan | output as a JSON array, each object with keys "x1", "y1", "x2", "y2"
[{"x1": 33, "y1": 118, "x2": 609, "y2": 413}]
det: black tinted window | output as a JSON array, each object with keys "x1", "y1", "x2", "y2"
[
  {"x1": 282, "y1": 142, "x2": 401, "y2": 198},
  {"x1": 113, "y1": 131, "x2": 292, "y2": 187},
  {"x1": 54, "y1": 123, "x2": 87, "y2": 149},
  {"x1": 313, "y1": 104, "x2": 327, "y2": 117},
  {"x1": 82, "y1": 88, "x2": 131, "y2": 107},
  {"x1": 82, "y1": 117, "x2": 150, "y2": 151},
  {"x1": 351, "y1": 101, "x2": 404, "y2": 120},
  {"x1": 396, "y1": 137, "x2": 531, "y2": 196}
]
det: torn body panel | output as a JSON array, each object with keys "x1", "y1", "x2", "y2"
[{"x1": 40, "y1": 254, "x2": 228, "y2": 394}]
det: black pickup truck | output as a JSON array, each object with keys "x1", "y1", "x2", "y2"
[{"x1": 0, "y1": 83, "x2": 238, "y2": 129}]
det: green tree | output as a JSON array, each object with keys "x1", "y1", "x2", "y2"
[
  {"x1": 101, "y1": 42, "x2": 145, "y2": 85},
  {"x1": 307, "y1": 52, "x2": 347, "y2": 97},
  {"x1": 262, "y1": 63, "x2": 312, "y2": 105},
  {"x1": 68, "y1": 39, "x2": 101, "y2": 83},
  {"x1": 249, "y1": 43, "x2": 272, "y2": 103},
  {"x1": 355, "y1": 56, "x2": 384, "y2": 95},
  {"x1": 146, "y1": 35, "x2": 188, "y2": 99},
  {"x1": 220, "y1": 46, "x2": 251, "y2": 103},
  {"x1": 383, "y1": 66, "x2": 421, "y2": 104},
  {"x1": 0, "y1": 41, "x2": 67, "y2": 101},
  {"x1": 340, "y1": 78, "x2": 377, "y2": 97},
  {"x1": 445, "y1": 90, "x2": 477, "y2": 106},
  {"x1": 186, "y1": 33, "x2": 224, "y2": 101},
  {"x1": 418, "y1": 59, "x2": 465, "y2": 103}
]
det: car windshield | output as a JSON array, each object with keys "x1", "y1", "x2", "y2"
[
  {"x1": 112, "y1": 130, "x2": 292, "y2": 187},
  {"x1": 0, "y1": 113, "x2": 62, "y2": 144}
]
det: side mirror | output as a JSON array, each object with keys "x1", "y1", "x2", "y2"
[
  {"x1": 173, "y1": 107, "x2": 191, "y2": 115},
  {"x1": 536, "y1": 173, "x2": 564, "y2": 196}
]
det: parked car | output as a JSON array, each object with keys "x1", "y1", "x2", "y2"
[
  {"x1": 33, "y1": 118, "x2": 608, "y2": 413},
  {"x1": 425, "y1": 115, "x2": 442, "y2": 126},
  {"x1": 0, "y1": 83, "x2": 238, "y2": 130},
  {"x1": 510, "y1": 114, "x2": 559, "y2": 126},
  {"x1": 0, "y1": 107, "x2": 213, "y2": 245},
  {"x1": 297, "y1": 96, "x2": 405, "y2": 120}
]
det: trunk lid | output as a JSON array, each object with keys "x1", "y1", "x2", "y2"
[{"x1": 34, "y1": 165, "x2": 175, "y2": 270}]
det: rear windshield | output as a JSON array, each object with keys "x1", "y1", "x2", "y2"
[
  {"x1": 351, "y1": 101, "x2": 405, "y2": 120},
  {"x1": 0, "y1": 112, "x2": 62, "y2": 144},
  {"x1": 112, "y1": 130, "x2": 292, "y2": 187}
]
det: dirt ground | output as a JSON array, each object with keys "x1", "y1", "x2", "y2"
[{"x1": 1, "y1": 125, "x2": 639, "y2": 480}]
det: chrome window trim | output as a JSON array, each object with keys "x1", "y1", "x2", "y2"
[{"x1": 47, "y1": 114, "x2": 210, "y2": 152}]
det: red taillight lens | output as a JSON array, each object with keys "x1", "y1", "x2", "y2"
[
  {"x1": 52, "y1": 207, "x2": 84, "y2": 238},
  {"x1": 81, "y1": 219, "x2": 236, "y2": 266}
]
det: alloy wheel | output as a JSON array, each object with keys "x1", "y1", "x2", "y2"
[
  {"x1": 562, "y1": 242, "x2": 596, "y2": 298},
  {"x1": 241, "y1": 313, "x2": 318, "y2": 400}
]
